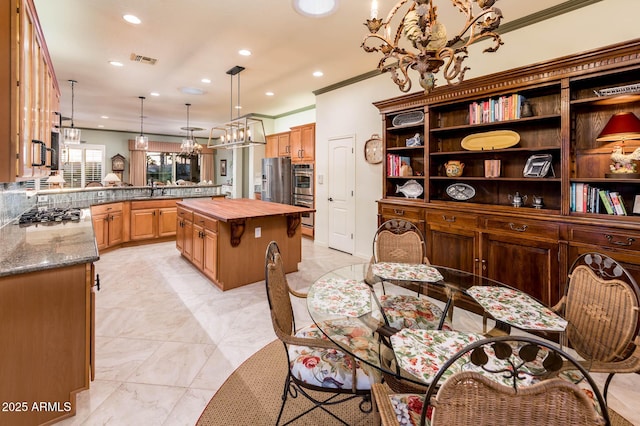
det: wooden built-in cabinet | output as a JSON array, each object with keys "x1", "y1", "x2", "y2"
[
  {"x1": 192, "y1": 213, "x2": 218, "y2": 282},
  {"x1": 265, "y1": 123, "x2": 315, "y2": 163},
  {"x1": 1, "y1": 0, "x2": 60, "y2": 182},
  {"x1": 0, "y1": 262, "x2": 95, "y2": 425},
  {"x1": 91, "y1": 202, "x2": 124, "y2": 251},
  {"x1": 130, "y1": 199, "x2": 178, "y2": 241},
  {"x1": 376, "y1": 38, "x2": 640, "y2": 307}
]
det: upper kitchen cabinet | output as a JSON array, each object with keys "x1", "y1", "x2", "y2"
[
  {"x1": 290, "y1": 123, "x2": 315, "y2": 163},
  {"x1": 1, "y1": 0, "x2": 60, "y2": 182}
]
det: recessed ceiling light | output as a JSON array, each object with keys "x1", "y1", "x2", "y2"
[
  {"x1": 109, "y1": 61, "x2": 124, "y2": 67},
  {"x1": 235, "y1": 105, "x2": 242, "y2": 110},
  {"x1": 313, "y1": 70, "x2": 324, "y2": 77},
  {"x1": 238, "y1": 49, "x2": 252, "y2": 56},
  {"x1": 150, "y1": 92, "x2": 160, "y2": 97},
  {"x1": 265, "y1": 91, "x2": 275, "y2": 96},
  {"x1": 180, "y1": 87, "x2": 206, "y2": 95},
  {"x1": 101, "y1": 115, "x2": 109, "y2": 119},
  {"x1": 98, "y1": 124, "x2": 105, "y2": 128},
  {"x1": 201, "y1": 78, "x2": 211, "y2": 84},
  {"x1": 293, "y1": 0, "x2": 339, "y2": 18},
  {"x1": 123, "y1": 14, "x2": 141, "y2": 24}
]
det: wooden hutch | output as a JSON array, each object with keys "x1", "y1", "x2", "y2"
[{"x1": 375, "y1": 38, "x2": 640, "y2": 307}]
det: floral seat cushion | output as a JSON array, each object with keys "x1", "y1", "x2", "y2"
[
  {"x1": 289, "y1": 318, "x2": 380, "y2": 390},
  {"x1": 380, "y1": 295, "x2": 451, "y2": 331}
]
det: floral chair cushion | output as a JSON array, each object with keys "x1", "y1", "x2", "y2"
[
  {"x1": 386, "y1": 393, "x2": 430, "y2": 426},
  {"x1": 372, "y1": 262, "x2": 444, "y2": 282},
  {"x1": 289, "y1": 318, "x2": 380, "y2": 390},
  {"x1": 380, "y1": 295, "x2": 451, "y2": 331},
  {"x1": 307, "y1": 278, "x2": 372, "y2": 317}
]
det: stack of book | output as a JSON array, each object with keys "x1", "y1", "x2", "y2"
[
  {"x1": 570, "y1": 183, "x2": 627, "y2": 215},
  {"x1": 468, "y1": 94, "x2": 527, "y2": 124},
  {"x1": 387, "y1": 154, "x2": 411, "y2": 177}
]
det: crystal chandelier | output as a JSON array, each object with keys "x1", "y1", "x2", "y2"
[
  {"x1": 180, "y1": 103, "x2": 203, "y2": 157},
  {"x1": 362, "y1": 0, "x2": 504, "y2": 93},
  {"x1": 63, "y1": 80, "x2": 81, "y2": 144},
  {"x1": 135, "y1": 96, "x2": 149, "y2": 150}
]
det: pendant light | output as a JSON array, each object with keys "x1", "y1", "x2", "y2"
[
  {"x1": 63, "y1": 80, "x2": 81, "y2": 144},
  {"x1": 135, "y1": 96, "x2": 149, "y2": 150},
  {"x1": 180, "y1": 103, "x2": 194, "y2": 154}
]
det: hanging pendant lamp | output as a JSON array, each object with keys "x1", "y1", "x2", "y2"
[
  {"x1": 181, "y1": 103, "x2": 194, "y2": 154},
  {"x1": 135, "y1": 96, "x2": 149, "y2": 150},
  {"x1": 63, "y1": 80, "x2": 81, "y2": 144}
]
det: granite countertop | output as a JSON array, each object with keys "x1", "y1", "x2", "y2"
[{"x1": 0, "y1": 209, "x2": 99, "y2": 278}]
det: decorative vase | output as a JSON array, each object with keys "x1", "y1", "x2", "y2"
[{"x1": 445, "y1": 161, "x2": 464, "y2": 177}]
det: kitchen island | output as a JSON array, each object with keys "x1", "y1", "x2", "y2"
[{"x1": 176, "y1": 198, "x2": 314, "y2": 290}]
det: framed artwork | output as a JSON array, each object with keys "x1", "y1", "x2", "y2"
[{"x1": 220, "y1": 159, "x2": 227, "y2": 176}]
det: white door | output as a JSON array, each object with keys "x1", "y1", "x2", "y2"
[{"x1": 328, "y1": 135, "x2": 355, "y2": 254}]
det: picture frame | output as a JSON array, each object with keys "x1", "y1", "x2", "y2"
[{"x1": 220, "y1": 159, "x2": 227, "y2": 176}]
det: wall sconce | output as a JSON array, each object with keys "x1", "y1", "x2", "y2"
[{"x1": 597, "y1": 112, "x2": 640, "y2": 177}]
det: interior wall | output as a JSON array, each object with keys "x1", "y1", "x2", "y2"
[{"x1": 314, "y1": 0, "x2": 640, "y2": 259}]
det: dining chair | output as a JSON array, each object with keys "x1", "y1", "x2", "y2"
[
  {"x1": 368, "y1": 219, "x2": 449, "y2": 331},
  {"x1": 372, "y1": 335, "x2": 609, "y2": 426},
  {"x1": 554, "y1": 252, "x2": 640, "y2": 400},
  {"x1": 85, "y1": 181, "x2": 103, "y2": 187},
  {"x1": 264, "y1": 241, "x2": 378, "y2": 425}
]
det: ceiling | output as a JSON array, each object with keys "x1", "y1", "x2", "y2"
[{"x1": 33, "y1": 0, "x2": 569, "y2": 139}]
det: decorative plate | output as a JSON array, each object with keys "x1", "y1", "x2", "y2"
[
  {"x1": 396, "y1": 179, "x2": 424, "y2": 198},
  {"x1": 446, "y1": 183, "x2": 475, "y2": 201},
  {"x1": 392, "y1": 111, "x2": 424, "y2": 127},
  {"x1": 461, "y1": 130, "x2": 520, "y2": 151}
]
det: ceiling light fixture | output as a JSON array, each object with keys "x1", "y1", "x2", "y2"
[
  {"x1": 135, "y1": 96, "x2": 149, "y2": 150},
  {"x1": 208, "y1": 66, "x2": 266, "y2": 150},
  {"x1": 362, "y1": 0, "x2": 504, "y2": 94},
  {"x1": 238, "y1": 49, "x2": 252, "y2": 56},
  {"x1": 123, "y1": 14, "x2": 141, "y2": 24},
  {"x1": 63, "y1": 80, "x2": 81, "y2": 144},
  {"x1": 312, "y1": 70, "x2": 324, "y2": 77},
  {"x1": 109, "y1": 61, "x2": 124, "y2": 67},
  {"x1": 293, "y1": 0, "x2": 339, "y2": 18},
  {"x1": 179, "y1": 104, "x2": 202, "y2": 156}
]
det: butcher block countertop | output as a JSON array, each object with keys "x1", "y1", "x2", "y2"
[{"x1": 176, "y1": 198, "x2": 314, "y2": 221}]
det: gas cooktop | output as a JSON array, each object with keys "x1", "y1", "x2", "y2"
[{"x1": 17, "y1": 207, "x2": 82, "y2": 227}]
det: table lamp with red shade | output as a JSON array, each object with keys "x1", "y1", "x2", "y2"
[{"x1": 597, "y1": 112, "x2": 640, "y2": 178}]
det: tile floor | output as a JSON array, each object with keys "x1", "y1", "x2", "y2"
[{"x1": 57, "y1": 239, "x2": 640, "y2": 425}]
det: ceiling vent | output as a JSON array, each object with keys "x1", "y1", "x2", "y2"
[{"x1": 130, "y1": 53, "x2": 158, "y2": 65}]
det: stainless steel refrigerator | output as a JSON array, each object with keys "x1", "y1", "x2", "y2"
[{"x1": 261, "y1": 157, "x2": 292, "y2": 204}]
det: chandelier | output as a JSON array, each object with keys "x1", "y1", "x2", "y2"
[
  {"x1": 63, "y1": 80, "x2": 81, "y2": 144},
  {"x1": 207, "y1": 66, "x2": 266, "y2": 149},
  {"x1": 180, "y1": 103, "x2": 203, "y2": 157},
  {"x1": 135, "y1": 96, "x2": 149, "y2": 150},
  {"x1": 362, "y1": 0, "x2": 504, "y2": 93}
]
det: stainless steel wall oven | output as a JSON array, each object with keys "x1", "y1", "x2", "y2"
[{"x1": 293, "y1": 164, "x2": 314, "y2": 229}]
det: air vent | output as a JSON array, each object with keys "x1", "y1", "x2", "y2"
[{"x1": 130, "y1": 53, "x2": 158, "y2": 65}]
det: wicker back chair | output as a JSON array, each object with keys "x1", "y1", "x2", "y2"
[
  {"x1": 373, "y1": 219, "x2": 427, "y2": 265},
  {"x1": 373, "y1": 335, "x2": 609, "y2": 426},
  {"x1": 555, "y1": 252, "x2": 640, "y2": 399},
  {"x1": 264, "y1": 241, "x2": 375, "y2": 425},
  {"x1": 85, "y1": 181, "x2": 103, "y2": 187}
]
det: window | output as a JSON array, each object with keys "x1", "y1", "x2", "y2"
[
  {"x1": 146, "y1": 152, "x2": 198, "y2": 183},
  {"x1": 62, "y1": 145, "x2": 105, "y2": 188}
]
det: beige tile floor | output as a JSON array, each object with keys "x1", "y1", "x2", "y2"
[{"x1": 56, "y1": 239, "x2": 640, "y2": 425}]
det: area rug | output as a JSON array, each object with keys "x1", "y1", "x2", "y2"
[{"x1": 197, "y1": 340, "x2": 633, "y2": 426}]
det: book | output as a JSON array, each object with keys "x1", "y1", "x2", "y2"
[
  {"x1": 610, "y1": 192, "x2": 626, "y2": 215},
  {"x1": 574, "y1": 183, "x2": 584, "y2": 212},
  {"x1": 599, "y1": 190, "x2": 615, "y2": 215}
]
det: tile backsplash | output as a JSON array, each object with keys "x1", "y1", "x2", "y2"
[{"x1": 0, "y1": 182, "x2": 36, "y2": 228}]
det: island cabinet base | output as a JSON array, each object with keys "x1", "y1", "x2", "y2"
[
  {"x1": 176, "y1": 198, "x2": 311, "y2": 291},
  {"x1": 0, "y1": 263, "x2": 94, "y2": 426}
]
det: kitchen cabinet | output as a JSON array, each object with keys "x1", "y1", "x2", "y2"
[
  {"x1": 290, "y1": 123, "x2": 315, "y2": 163},
  {"x1": 0, "y1": 262, "x2": 95, "y2": 426},
  {"x1": 1, "y1": 0, "x2": 60, "y2": 182},
  {"x1": 191, "y1": 212, "x2": 218, "y2": 282},
  {"x1": 265, "y1": 131, "x2": 291, "y2": 158},
  {"x1": 130, "y1": 199, "x2": 178, "y2": 241},
  {"x1": 91, "y1": 202, "x2": 124, "y2": 251},
  {"x1": 375, "y1": 39, "x2": 640, "y2": 307},
  {"x1": 176, "y1": 205, "x2": 192, "y2": 256}
]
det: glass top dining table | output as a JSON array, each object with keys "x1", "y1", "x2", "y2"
[{"x1": 306, "y1": 262, "x2": 568, "y2": 388}]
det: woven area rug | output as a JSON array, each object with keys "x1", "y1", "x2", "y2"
[{"x1": 197, "y1": 340, "x2": 633, "y2": 426}]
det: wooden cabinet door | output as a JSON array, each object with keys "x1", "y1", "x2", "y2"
[
  {"x1": 183, "y1": 219, "x2": 193, "y2": 260},
  {"x1": 265, "y1": 134, "x2": 279, "y2": 158},
  {"x1": 192, "y1": 223, "x2": 204, "y2": 270},
  {"x1": 290, "y1": 127, "x2": 302, "y2": 162},
  {"x1": 298, "y1": 123, "x2": 315, "y2": 162},
  {"x1": 92, "y1": 213, "x2": 109, "y2": 250},
  {"x1": 277, "y1": 133, "x2": 291, "y2": 157},
  {"x1": 203, "y1": 228, "x2": 218, "y2": 281},
  {"x1": 427, "y1": 226, "x2": 477, "y2": 273},
  {"x1": 158, "y1": 207, "x2": 177, "y2": 237},
  {"x1": 130, "y1": 208, "x2": 157, "y2": 240},
  {"x1": 108, "y1": 211, "x2": 124, "y2": 246},
  {"x1": 481, "y1": 232, "x2": 559, "y2": 306},
  {"x1": 176, "y1": 219, "x2": 185, "y2": 253}
]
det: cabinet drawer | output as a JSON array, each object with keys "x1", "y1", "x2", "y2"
[
  {"x1": 569, "y1": 227, "x2": 640, "y2": 251},
  {"x1": 91, "y1": 202, "x2": 123, "y2": 215},
  {"x1": 485, "y1": 218, "x2": 559, "y2": 240},
  {"x1": 131, "y1": 199, "x2": 178, "y2": 210},
  {"x1": 193, "y1": 213, "x2": 218, "y2": 232},
  {"x1": 427, "y1": 211, "x2": 477, "y2": 229},
  {"x1": 177, "y1": 207, "x2": 193, "y2": 222},
  {"x1": 379, "y1": 204, "x2": 424, "y2": 222}
]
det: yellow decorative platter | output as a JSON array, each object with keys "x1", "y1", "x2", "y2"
[{"x1": 461, "y1": 130, "x2": 520, "y2": 151}]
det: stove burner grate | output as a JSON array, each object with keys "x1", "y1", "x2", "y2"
[{"x1": 18, "y1": 207, "x2": 82, "y2": 226}]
